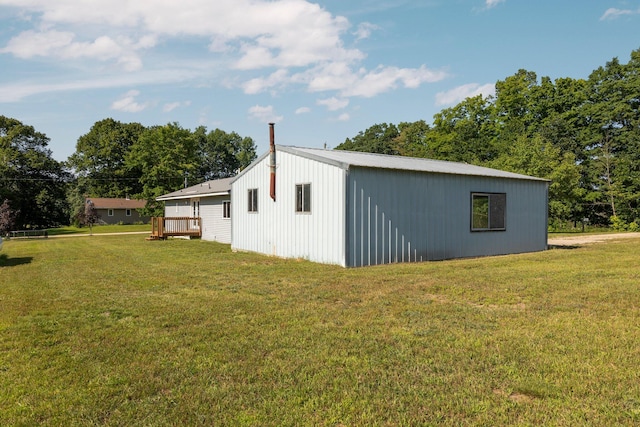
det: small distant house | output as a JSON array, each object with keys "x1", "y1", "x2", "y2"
[
  {"x1": 230, "y1": 140, "x2": 549, "y2": 267},
  {"x1": 156, "y1": 177, "x2": 232, "y2": 243},
  {"x1": 87, "y1": 197, "x2": 148, "y2": 225}
]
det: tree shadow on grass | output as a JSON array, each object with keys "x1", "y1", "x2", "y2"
[{"x1": 0, "y1": 254, "x2": 33, "y2": 267}]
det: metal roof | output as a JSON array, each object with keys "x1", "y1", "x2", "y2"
[
  {"x1": 277, "y1": 146, "x2": 549, "y2": 182},
  {"x1": 156, "y1": 177, "x2": 233, "y2": 201}
]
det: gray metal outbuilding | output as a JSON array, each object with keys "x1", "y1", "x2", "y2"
[{"x1": 231, "y1": 145, "x2": 549, "y2": 267}]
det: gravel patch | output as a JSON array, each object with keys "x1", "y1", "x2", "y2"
[{"x1": 548, "y1": 232, "x2": 640, "y2": 247}]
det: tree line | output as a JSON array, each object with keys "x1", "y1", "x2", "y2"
[
  {"x1": 0, "y1": 118, "x2": 257, "y2": 233},
  {"x1": 2, "y1": 48, "x2": 639, "y2": 232},
  {"x1": 337, "y1": 48, "x2": 640, "y2": 230}
]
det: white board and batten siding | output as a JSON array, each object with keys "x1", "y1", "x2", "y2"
[{"x1": 231, "y1": 149, "x2": 347, "y2": 266}]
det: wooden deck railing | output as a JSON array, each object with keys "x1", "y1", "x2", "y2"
[{"x1": 150, "y1": 217, "x2": 201, "y2": 239}]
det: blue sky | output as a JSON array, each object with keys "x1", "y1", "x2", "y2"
[{"x1": 1, "y1": 0, "x2": 639, "y2": 162}]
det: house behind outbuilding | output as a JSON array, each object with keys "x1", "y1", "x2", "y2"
[
  {"x1": 87, "y1": 197, "x2": 148, "y2": 225},
  {"x1": 156, "y1": 177, "x2": 233, "y2": 243},
  {"x1": 231, "y1": 146, "x2": 549, "y2": 267}
]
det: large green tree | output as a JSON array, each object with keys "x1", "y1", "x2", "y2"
[
  {"x1": 67, "y1": 119, "x2": 258, "y2": 219},
  {"x1": 0, "y1": 116, "x2": 70, "y2": 229},
  {"x1": 67, "y1": 118, "x2": 146, "y2": 197},
  {"x1": 66, "y1": 118, "x2": 146, "y2": 223},
  {"x1": 393, "y1": 120, "x2": 431, "y2": 158},
  {"x1": 489, "y1": 134, "x2": 584, "y2": 225},
  {"x1": 336, "y1": 123, "x2": 400, "y2": 154},
  {"x1": 126, "y1": 123, "x2": 199, "y2": 217},
  {"x1": 579, "y1": 52, "x2": 640, "y2": 223},
  {"x1": 195, "y1": 127, "x2": 257, "y2": 180},
  {"x1": 426, "y1": 95, "x2": 498, "y2": 163}
]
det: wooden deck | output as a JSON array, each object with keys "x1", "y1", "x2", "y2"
[{"x1": 148, "y1": 217, "x2": 201, "y2": 240}]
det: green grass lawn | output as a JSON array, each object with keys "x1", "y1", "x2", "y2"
[
  {"x1": 46, "y1": 224, "x2": 151, "y2": 235},
  {"x1": 1, "y1": 235, "x2": 640, "y2": 426}
]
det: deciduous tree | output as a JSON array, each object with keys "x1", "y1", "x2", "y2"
[
  {"x1": 66, "y1": 119, "x2": 146, "y2": 221},
  {"x1": 0, "y1": 199, "x2": 18, "y2": 236},
  {"x1": 195, "y1": 127, "x2": 257, "y2": 180},
  {"x1": 336, "y1": 123, "x2": 400, "y2": 154},
  {"x1": 126, "y1": 123, "x2": 199, "y2": 217},
  {"x1": 0, "y1": 116, "x2": 70, "y2": 229}
]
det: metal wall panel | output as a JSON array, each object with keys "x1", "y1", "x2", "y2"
[
  {"x1": 233, "y1": 150, "x2": 548, "y2": 267},
  {"x1": 346, "y1": 167, "x2": 548, "y2": 266},
  {"x1": 231, "y1": 151, "x2": 347, "y2": 266}
]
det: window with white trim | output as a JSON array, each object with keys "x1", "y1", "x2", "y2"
[
  {"x1": 295, "y1": 183, "x2": 311, "y2": 213},
  {"x1": 108, "y1": 209, "x2": 114, "y2": 217},
  {"x1": 223, "y1": 201, "x2": 231, "y2": 219},
  {"x1": 471, "y1": 193, "x2": 506, "y2": 231},
  {"x1": 126, "y1": 209, "x2": 132, "y2": 216},
  {"x1": 248, "y1": 189, "x2": 258, "y2": 212}
]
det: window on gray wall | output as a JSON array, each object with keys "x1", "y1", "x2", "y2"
[
  {"x1": 248, "y1": 189, "x2": 258, "y2": 212},
  {"x1": 471, "y1": 193, "x2": 506, "y2": 231},
  {"x1": 126, "y1": 209, "x2": 132, "y2": 216},
  {"x1": 296, "y1": 183, "x2": 311, "y2": 213}
]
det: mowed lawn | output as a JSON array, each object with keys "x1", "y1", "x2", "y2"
[{"x1": 1, "y1": 235, "x2": 640, "y2": 426}]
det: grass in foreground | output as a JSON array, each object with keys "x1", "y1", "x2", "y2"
[{"x1": 1, "y1": 236, "x2": 640, "y2": 426}]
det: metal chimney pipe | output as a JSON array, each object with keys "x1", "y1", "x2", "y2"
[{"x1": 269, "y1": 123, "x2": 276, "y2": 201}]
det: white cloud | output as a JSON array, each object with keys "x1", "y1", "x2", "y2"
[
  {"x1": 0, "y1": 29, "x2": 153, "y2": 71},
  {"x1": 342, "y1": 65, "x2": 448, "y2": 98},
  {"x1": 296, "y1": 62, "x2": 447, "y2": 98},
  {"x1": 248, "y1": 105, "x2": 283, "y2": 123},
  {"x1": 0, "y1": 67, "x2": 206, "y2": 102},
  {"x1": 435, "y1": 83, "x2": 495, "y2": 106},
  {"x1": 163, "y1": 102, "x2": 181, "y2": 113},
  {"x1": 354, "y1": 22, "x2": 378, "y2": 40},
  {"x1": 337, "y1": 113, "x2": 350, "y2": 121},
  {"x1": 0, "y1": 0, "x2": 449, "y2": 100},
  {"x1": 317, "y1": 97, "x2": 349, "y2": 111},
  {"x1": 485, "y1": 0, "x2": 505, "y2": 8},
  {"x1": 242, "y1": 69, "x2": 289, "y2": 94},
  {"x1": 209, "y1": 35, "x2": 233, "y2": 53},
  {"x1": 111, "y1": 90, "x2": 148, "y2": 112},
  {"x1": 295, "y1": 107, "x2": 311, "y2": 114},
  {"x1": 1, "y1": 29, "x2": 74, "y2": 58},
  {"x1": 163, "y1": 101, "x2": 191, "y2": 112},
  {"x1": 600, "y1": 8, "x2": 639, "y2": 20},
  {"x1": 0, "y1": 0, "x2": 360, "y2": 70}
]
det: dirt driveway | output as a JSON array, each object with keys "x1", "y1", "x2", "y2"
[{"x1": 548, "y1": 232, "x2": 640, "y2": 247}]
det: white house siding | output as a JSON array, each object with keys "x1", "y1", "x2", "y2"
[
  {"x1": 231, "y1": 151, "x2": 347, "y2": 266},
  {"x1": 163, "y1": 197, "x2": 230, "y2": 243},
  {"x1": 164, "y1": 200, "x2": 191, "y2": 217},
  {"x1": 346, "y1": 167, "x2": 548, "y2": 266},
  {"x1": 200, "y1": 196, "x2": 231, "y2": 243}
]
